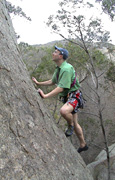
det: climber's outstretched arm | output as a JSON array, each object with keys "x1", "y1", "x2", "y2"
[
  {"x1": 38, "y1": 87, "x2": 63, "y2": 99},
  {"x1": 32, "y1": 77, "x2": 54, "y2": 86}
]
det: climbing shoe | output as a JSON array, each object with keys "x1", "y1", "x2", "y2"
[
  {"x1": 77, "y1": 144, "x2": 88, "y2": 153},
  {"x1": 65, "y1": 125, "x2": 74, "y2": 137}
]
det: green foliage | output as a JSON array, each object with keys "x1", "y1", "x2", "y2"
[
  {"x1": 106, "y1": 62, "x2": 115, "y2": 82},
  {"x1": 19, "y1": 42, "x2": 37, "y2": 51},
  {"x1": 96, "y1": 0, "x2": 115, "y2": 21},
  {"x1": 92, "y1": 49, "x2": 108, "y2": 68},
  {"x1": 67, "y1": 42, "x2": 109, "y2": 71},
  {"x1": 86, "y1": 19, "x2": 110, "y2": 43},
  {"x1": 31, "y1": 47, "x2": 55, "y2": 80},
  {"x1": 85, "y1": 117, "x2": 97, "y2": 125},
  {"x1": 109, "y1": 125, "x2": 115, "y2": 136},
  {"x1": 6, "y1": 1, "x2": 31, "y2": 21},
  {"x1": 79, "y1": 117, "x2": 98, "y2": 131},
  {"x1": 67, "y1": 42, "x2": 89, "y2": 72},
  {"x1": 47, "y1": 0, "x2": 110, "y2": 45},
  {"x1": 59, "y1": 0, "x2": 115, "y2": 21},
  {"x1": 105, "y1": 119, "x2": 113, "y2": 125}
]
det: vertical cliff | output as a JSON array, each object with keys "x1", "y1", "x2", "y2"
[{"x1": 0, "y1": 1, "x2": 93, "y2": 179}]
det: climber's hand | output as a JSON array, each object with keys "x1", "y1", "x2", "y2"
[
  {"x1": 32, "y1": 77, "x2": 39, "y2": 85},
  {"x1": 38, "y1": 89, "x2": 47, "y2": 99}
]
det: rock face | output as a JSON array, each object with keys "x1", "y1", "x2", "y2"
[
  {"x1": 87, "y1": 144, "x2": 115, "y2": 180},
  {"x1": 0, "y1": 1, "x2": 93, "y2": 180}
]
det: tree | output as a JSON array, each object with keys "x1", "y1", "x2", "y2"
[
  {"x1": 6, "y1": 1, "x2": 31, "y2": 39},
  {"x1": 47, "y1": 0, "x2": 115, "y2": 179},
  {"x1": 6, "y1": 1, "x2": 31, "y2": 21},
  {"x1": 95, "y1": 0, "x2": 115, "y2": 21}
]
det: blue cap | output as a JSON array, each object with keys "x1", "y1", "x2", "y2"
[{"x1": 55, "y1": 46, "x2": 69, "y2": 60}]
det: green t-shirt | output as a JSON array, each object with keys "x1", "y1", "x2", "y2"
[{"x1": 52, "y1": 61, "x2": 80, "y2": 97}]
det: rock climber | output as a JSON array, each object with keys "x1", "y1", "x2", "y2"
[{"x1": 32, "y1": 46, "x2": 88, "y2": 153}]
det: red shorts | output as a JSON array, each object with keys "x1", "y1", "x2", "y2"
[{"x1": 67, "y1": 90, "x2": 80, "y2": 113}]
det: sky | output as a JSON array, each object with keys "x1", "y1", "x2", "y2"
[{"x1": 8, "y1": 0, "x2": 115, "y2": 45}]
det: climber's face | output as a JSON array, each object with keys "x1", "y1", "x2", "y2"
[{"x1": 52, "y1": 49, "x2": 63, "y2": 62}]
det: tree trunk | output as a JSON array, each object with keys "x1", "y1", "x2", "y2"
[{"x1": 0, "y1": 1, "x2": 93, "y2": 180}]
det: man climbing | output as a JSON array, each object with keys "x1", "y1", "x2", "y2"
[{"x1": 32, "y1": 46, "x2": 88, "y2": 153}]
